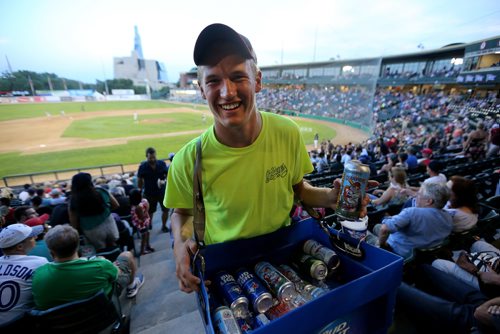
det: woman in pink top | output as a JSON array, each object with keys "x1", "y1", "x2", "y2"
[{"x1": 129, "y1": 188, "x2": 154, "y2": 255}]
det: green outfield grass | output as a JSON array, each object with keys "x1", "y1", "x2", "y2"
[
  {"x1": 0, "y1": 100, "x2": 199, "y2": 121},
  {"x1": 0, "y1": 102, "x2": 335, "y2": 178},
  {"x1": 63, "y1": 112, "x2": 215, "y2": 139}
]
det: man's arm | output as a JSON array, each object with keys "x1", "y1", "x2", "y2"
[
  {"x1": 378, "y1": 224, "x2": 391, "y2": 248},
  {"x1": 292, "y1": 179, "x2": 339, "y2": 210},
  {"x1": 478, "y1": 269, "x2": 500, "y2": 287},
  {"x1": 292, "y1": 179, "x2": 376, "y2": 217},
  {"x1": 474, "y1": 297, "x2": 500, "y2": 330},
  {"x1": 109, "y1": 193, "x2": 119, "y2": 210},
  {"x1": 137, "y1": 177, "x2": 144, "y2": 192},
  {"x1": 171, "y1": 208, "x2": 202, "y2": 293}
]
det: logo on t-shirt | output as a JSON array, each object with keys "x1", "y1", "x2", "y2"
[{"x1": 265, "y1": 163, "x2": 288, "y2": 183}]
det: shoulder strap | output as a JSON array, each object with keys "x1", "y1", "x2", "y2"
[{"x1": 193, "y1": 137, "x2": 206, "y2": 248}]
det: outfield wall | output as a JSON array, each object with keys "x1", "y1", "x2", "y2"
[{"x1": 0, "y1": 95, "x2": 150, "y2": 104}]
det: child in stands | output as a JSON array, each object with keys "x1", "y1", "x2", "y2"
[{"x1": 129, "y1": 189, "x2": 154, "y2": 255}]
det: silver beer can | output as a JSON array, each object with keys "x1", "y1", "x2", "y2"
[{"x1": 335, "y1": 160, "x2": 370, "y2": 220}]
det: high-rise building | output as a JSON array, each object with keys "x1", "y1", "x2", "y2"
[{"x1": 113, "y1": 26, "x2": 167, "y2": 90}]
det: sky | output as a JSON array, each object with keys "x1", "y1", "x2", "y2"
[{"x1": 1, "y1": 0, "x2": 499, "y2": 84}]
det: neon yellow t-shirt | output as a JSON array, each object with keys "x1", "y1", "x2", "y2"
[{"x1": 165, "y1": 111, "x2": 313, "y2": 245}]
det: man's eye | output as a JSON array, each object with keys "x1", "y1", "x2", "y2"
[
  {"x1": 233, "y1": 75, "x2": 247, "y2": 81},
  {"x1": 206, "y1": 79, "x2": 219, "y2": 85}
]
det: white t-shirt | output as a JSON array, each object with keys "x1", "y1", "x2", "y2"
[
  {"x1": 18, "y1": 191, "x2": 30, "y2": 203},
  {"x1": 0, "y1": 255, "x2": 48, "y2": 324},
  {"x1": 444, "y1": 207, "x2": 478, "y2": 232},
  {"x1": 423, "y1": 173, "x2": 447, "y2": 185}
]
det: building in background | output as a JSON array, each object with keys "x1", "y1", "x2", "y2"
[{"x1": 114, "y1": 26, "x2": 167, "y2": 91}]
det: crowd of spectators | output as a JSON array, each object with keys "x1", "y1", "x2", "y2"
[
  {"x1": 0, "y1": 171, "x2": 148, "y2": 328},
  {"x1": 1, "y1": 84, "x2": 499, "y2": 330}
]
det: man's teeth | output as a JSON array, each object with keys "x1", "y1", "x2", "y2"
[{"x1": 221, "y1": 103, "x2": 240, "y2": 110}]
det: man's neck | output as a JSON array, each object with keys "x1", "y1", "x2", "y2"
[
  {"x1": 54, "y1": 253, "x2": 79, "y2": 263},
  {"x1": 214, "y1": 111, "x2": 262, "y2": 148},
  {"x1": 3, "y1": 250, "x2": 27, "y2": 256}
]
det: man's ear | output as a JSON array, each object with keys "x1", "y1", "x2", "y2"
[
  {"x1": 199, "y1": 84, "x2": 207, "y2": 100},
  {"x1": 255, "y1": 70, "x2": 262, "y2": 93}
]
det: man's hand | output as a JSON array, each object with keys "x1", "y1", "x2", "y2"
[
  {"x1": 475, "y1": 296, "x2": 500, "y2": 328},
  {"x1": 478, "y1": 266, "x2": 500, "y2": 286},
  {"x1": 329, "y1": 179, "x2": 379, "y2": 218},
  {"x1": 173, "y1": 239, "x2": 201, "y2": 293}
]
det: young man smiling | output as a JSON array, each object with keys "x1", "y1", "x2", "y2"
[{"x1": 165, "y1": 23, "x2": 372, "y2": 293}]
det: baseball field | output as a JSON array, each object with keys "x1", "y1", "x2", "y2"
[{"x1": 0, "y1": 100, "x2": 369, "y2": 185}]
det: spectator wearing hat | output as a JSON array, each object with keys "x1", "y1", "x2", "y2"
[
  {"x1": 0, "y1": 224, "x2": 48, "y2": 325},
  {"x1": 48, "y1": 188, "x2": 66, "y2": 206},
  {"x1": 418, "y1": 148, "x2": 433, "y2": 166},
  {"x1": 165, "y1": 23, "x2": 374, "y2": 293},
  {"x1": 24, "y1": 214, "x2": 50, "y2": 228}
]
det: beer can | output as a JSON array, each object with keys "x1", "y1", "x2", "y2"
[
  {"x1": 265, "y1": 300, "x2": 292, "y2": 320},
  {"x1": 213, "y1": 306, "x2": 242, "y2": 334},
  {"x1": 293, "y1": 253, "x2": 328, "y2": 281},
  {"x1": 277, "y1": 264, "x2": 308, "y2": 292},
  {"x1": 215, "y1": 271, "x2": 249, "y2": 318},
  {"x1": 252, "y1": 313, "x2": 271, "y2": 328},
  {"x1": 254, "y1": 262, "x2": 295, "y2": 302},
  {"x1": 236, "y1": 317, "x2": 253, "y2": 333},
  {"x1": 335, "y1": 160, "x2": 370, "y2": 220},
  {"x1": 303, "y1": 239, "x2": 340, "y2": 272},
  {"x1": 235, "y1": 268, "x2": 273, "y2": 314},
  {"x1": 304, "y1": 284, "x2": 328, "y2": 299}
]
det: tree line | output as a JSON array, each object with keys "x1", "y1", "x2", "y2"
[{"x1": 0, "y1": 70, "x2": 169, "y2": 97}]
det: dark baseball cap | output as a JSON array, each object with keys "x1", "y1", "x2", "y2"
[{"x1": 193, "y1": 23, "x2": 257, "y2": 66}]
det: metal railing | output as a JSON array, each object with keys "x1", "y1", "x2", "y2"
[{"x1": 2, "y1": 164, "x2": 126, "y2": 187}]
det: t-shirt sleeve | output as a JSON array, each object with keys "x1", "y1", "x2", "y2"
[
  {"x1": 164, "y1": 141, "x2": 196, "y2": 209},
  {"x1": 137, "y1": 163, "x2": 145, "y2": 178},
  {"x1": 100, "y1": 258, "x2": 119, "y2": 281}
]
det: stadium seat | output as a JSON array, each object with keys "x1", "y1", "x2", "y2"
[
  {"x1": 29, "y1": 289, "x2": 128, "y2": 334},
  {"x1": 485, "y1": 195, "x2": 500, "y2": 210},
  {"x1": 0, "y1": 313, "x2": 32, "y2": 331}
]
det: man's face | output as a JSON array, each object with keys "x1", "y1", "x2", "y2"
[
  {"x1": 147, "y1": 152, "x2": 157, "y2": 164},
  {"x1": 199, "y1": 55, "x2": 262, "y2": 131}
]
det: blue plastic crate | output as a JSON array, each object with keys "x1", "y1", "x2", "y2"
[{"x1": 195, "y1": 218, "x2": 403, "y2": 334}]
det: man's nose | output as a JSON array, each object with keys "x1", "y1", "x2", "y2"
[{"x1": 220, "y1": 79, "x2": 236, "y2": 99}]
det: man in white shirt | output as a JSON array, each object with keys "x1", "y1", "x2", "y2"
[
  {"x1": 422, "y1": 161, "x2": 447, "y2": 185},
  {"x1": 0, "y1": 224, "x2": 47, "y2": 325}
]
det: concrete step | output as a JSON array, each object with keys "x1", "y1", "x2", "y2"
[{"x1": 127, "y1": 215, "x2": 206, "y2": 333}]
